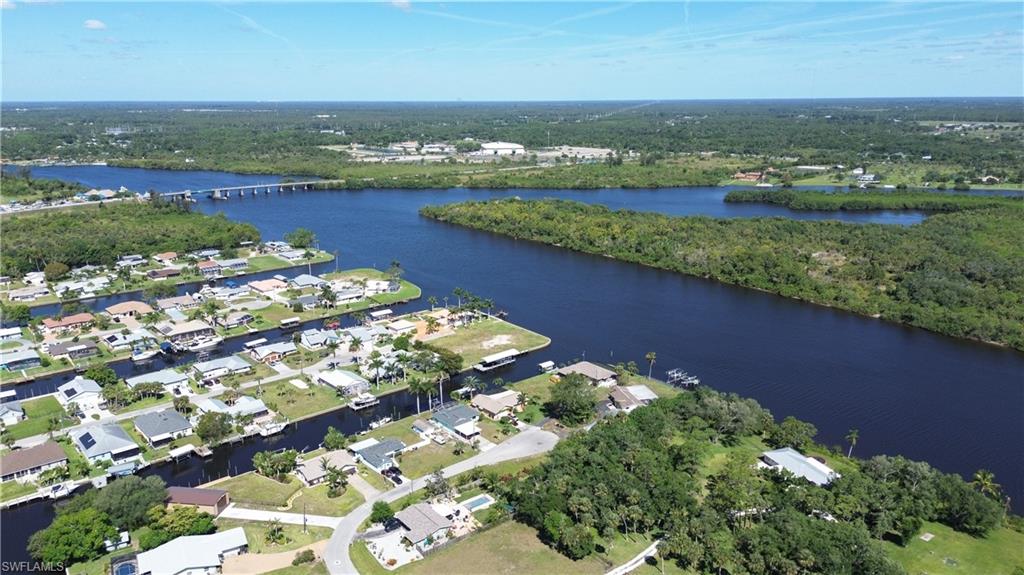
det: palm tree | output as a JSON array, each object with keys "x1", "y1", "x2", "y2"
[
  {"x1": 845, "y1": 428, "x2": 859, "y2": 457},
  {"x1": 645, "y1": 351, "x2": 657, "y2": 378},
  {"x1": 427, "y1": 296, "x2": 438, "y2": 310},
  {"x1": 368, "y1": 355, "x2": 385, "y2": 387},
  {"x1": 972, "y1": 469, "x2": 1001, "y2": 499},
  {"x1": 348, "y1": 336, "x2": 363, "y2": 354},
  {"x1": 463, "y1": 375, "x2": 482, "y2": 398},
  {"x1": 408, "y1": 376, "x2": 430, "y2": 414},
  {"x1": 327, "y1": 341, "x2": 339, "y2": 358}
]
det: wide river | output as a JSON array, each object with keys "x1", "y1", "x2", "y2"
[{"x1": 3, "y1": 165, "x2": 1022, "y2": 564}]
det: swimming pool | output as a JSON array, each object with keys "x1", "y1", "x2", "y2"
[{"x1": 463, "y1": 494, "x2": 495, "y2": 511}]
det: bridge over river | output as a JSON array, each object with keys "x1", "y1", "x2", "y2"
[{"x1": 162, "y1": 179, "x2": 346, "y2": 201}]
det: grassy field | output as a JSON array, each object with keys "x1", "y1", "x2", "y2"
[
  {"x1": 5, "y1": 396, "x2": 77, "y2": 440},
  {"x1": 289, "y1": 483, "x2": 364, "y2": 516},
  {"x1": 215, "y1": 472, "x2": 301, "y2": 508},
  {"x1": 215, "y1": 518, "x2": 332, "y2": 554},
  {"x1": 477, "y1": 417, "x2": 518, "y2": 443},
  {"x1": 885, "y1": 521, "x2": 1024, "y2": 575},
  {"x1": 396, "y1": 442, "x2": 474, "y2": 479},
  {"x1": 362, "y1": 414, "x2": 422, "y2": 446},
  {"x1": 266, "y1": 561, "x2": 329, "y2": 575},
  {"x1": 0, "y1": 479, "x2": 38, "y2": 502},
  {"x1": 428, "y1": 318, "x2": 550, "y2": 367},
  {"x1": 261, "y1": 379, "x2": 345, "y2": 420}
]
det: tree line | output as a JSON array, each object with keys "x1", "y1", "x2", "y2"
[{"x1": 420, "y1": 198, "x2": 1024, "y2": 349}]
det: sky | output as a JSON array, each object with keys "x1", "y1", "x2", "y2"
[{"x1": 1, "y1": 1, "x2": 1022, "y2": 101}]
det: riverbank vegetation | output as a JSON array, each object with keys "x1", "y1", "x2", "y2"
[
  {"x1": 492, "y1": 388, "x2": 1013, "y2": 574},
  {"x1": 421, "y1": 199, "x2": 1024, "y2": 349},
  {"x1": 1, "y1": 201, "x2": 259, "y2": 276},
  {"x1": 725, "y1": 189, "x2": 1023, "y2": 212},
  {"x1": 0, "y1": 169, "x2": 88, "y2": 202}
]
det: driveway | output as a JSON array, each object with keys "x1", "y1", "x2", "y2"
[
  {"x1": 219, "y1": 503, "x2": 342, "y2": 528},
  {"x1": 322, "y1": 425, "x2": 559, "y2": 575}
]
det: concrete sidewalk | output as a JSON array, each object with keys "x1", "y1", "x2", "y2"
[{"x1": 219, "y1": 503, "x2": 342, "y2": 528}]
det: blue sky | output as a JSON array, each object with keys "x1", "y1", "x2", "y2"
[{"x1": 2, "y1": 1, "x2": 1022, "y2": 101}]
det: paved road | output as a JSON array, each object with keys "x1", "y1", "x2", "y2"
[
  {"x1": 322, "y1": 425, "x2": 559, "y2": 575},
  {"x1": 606, "y1": 540, "x2": 661, "y2": 575}
]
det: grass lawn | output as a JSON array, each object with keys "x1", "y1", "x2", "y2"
[
  {"x1": 261, "y1": 379, "x2": 345, "y2": 420},
  {"x1": 218, "y1": 358, "x2": 274, "y2": 388},
  {"x1": 283, "y1": 348, "x2": 330, "y2": 370},
  {"x1": 215, "y1": 518, "x2": 332, "y2": 554},
  {"x1": 363, "y1": 414, "x2": 422, "y2": 446},
  {"x1": 0, "y1": 479, "x2": 38, "y2": 502},
  {"x1": 5, "y1": 396, "x2": 76, "y2": 440},
  {"x1": 395, "y1": 442, "x2": 474, "y2": 479},
  {"x1": 110, "y1": 392, "x2": 170, "y2": 415},
  {"x1": 289, "y1": 483, "x2": 364, "y2": 516},
  {"x1": 510, "y1": 373, "x2": 558, "y2": 404},
  {"x1": 428, "y1": 318, "x2": 549, "y2": 368},
  {"x1": 67, "y1": 547, "x2": 137, "y2": 575},
  {"x1": 370, "y1": 279, "x2": 421, "y2": 306},
  {"x1": 885, "y1": 522, "x2": 1024, "y2": 574},
  {"x1": 266, "y1": 562, "x2": 329, "y2": 575},
  {"x1": 477, "y1": 418, "x2": 518, "y2": 444},
  {"x1": 357, "y1": 464, "x2": 393, "y2": 492},
  {"x1": 0, "y1": 340, "x2": 23, "y2": 350},
  {"x1": 215, "y1": 472, "x2": 300, "y2": 508},
  {"x1": 115, "y1": 419, "x2": 201, "y2": 462}
]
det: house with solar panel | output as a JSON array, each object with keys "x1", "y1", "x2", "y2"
[
  {"x1": 71, "y1": 423, "x2": 141, "y2": 465},
  {"x1": 56, "y1": 376, "x2": 104, "y2": 413}
]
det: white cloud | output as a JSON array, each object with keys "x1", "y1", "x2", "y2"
[
  {"x1": 391, "y1": 0, "x2": 411, "y2": 11},
  {"x1": 84, "y1": 19, "x2": 107, "y2": 30},
  {"x1": 1, "y1": 1, "x2": 15, "y2": 10}
]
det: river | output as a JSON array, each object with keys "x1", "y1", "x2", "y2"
[{"x1": 2, "y1": 165, "x2": 1022, "y2": 565}]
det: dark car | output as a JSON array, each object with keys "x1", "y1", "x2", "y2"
[{"x1": 384, "y1": 518, "x2": 402, "y2": 532}]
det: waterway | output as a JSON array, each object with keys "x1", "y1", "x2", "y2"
[{"x1": 3, "y1": 165, "x2": 1022, "y2": 565}]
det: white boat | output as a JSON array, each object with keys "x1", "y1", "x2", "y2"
[
  {"x1": 368, "y1": 416, "x2": 392, "y2": 430},
  {"x1": 131, "y1": 347, "x2": 163, "y2": 362},
  {"x1": 185, "y1": 335, "x2": 223, "y2": 352},
  {"x1": 350, "y1": 393, "x2": 380, "y2": 411},
  {"x1": 47, "y1": 481, "x2": 78, "y2": 500},
  {"x1": 258, "y1": 421, "x2": 287, "y2": 436},
  {"x1": 473, "y1": 348, "x2": 520, "y2": 372}
]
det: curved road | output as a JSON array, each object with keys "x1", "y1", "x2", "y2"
[{"x1": 323, "y1": 425, "x2": 560, "y2": 575}]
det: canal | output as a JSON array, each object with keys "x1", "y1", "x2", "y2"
[{"x1": 3, "y1": 165, "x2": 1022, "y2": 565}]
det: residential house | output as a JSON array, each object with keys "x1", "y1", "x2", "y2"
[
  {"x1": 41, "y1": 313, "x2": 95, "y2": 335},
  {"x1": 315, "y1": 369, "x2": 370, "y2": 396},
  {"x1": 349, "y1": 437, "x2": 406, "y2": 472},
  {"x1": 135, "y1": 527, "x2": 248, "y2": 575},
  {"x1": 133, "y1": 410, "x2": 193, "y2": 447},
  {"x1": 192, "y1": 355, "x2": 252, "y2": 380},
  {"x1": 471, "y1": 389, "x2": 521, "y2": 420},
  {"x1": 23, "y1": 271, "x2": 46, "y2": 286},
  {"x1": 56, "y1": 376, "x2": 104, "y2": 411},
  {"x1": 156, "y1": 294, "x2": 199, "y2": 311},
  {"x1": 101, "y1": 329, "x2": 157, "y2": 353},
  {"x1": 147, "y1": 268, "x2": 181, "y2": 281},
  {"x1": 343, "y1": 325, "x2": 387, "y2": 346},
  {"x1": 288, "y1": 274, "x2": 326, "y2": 289},
  {"x1": 296, "y1": 450, "x2": 357, "y2": 486},
  {"x1": 250, "y1": 341, "x2": 297, "y2": 364},
  {"x1": 278, "y1": 249, "x2": 308, "y2": 262},
  {"x1": 104, "y1": 301, "x2": 155, "y2": 320},
  {"x1": 7, "y1": 285, "x2": 50, "y2": 302},
  {"x1": 197, "y1": 260, "x2": 222, "y2": 278},
  {"x1": 299, "y1": 328, "x2": 340, "y2": 351},
  {"x1": 288, "y1": 294, "x2": 319, "y2": 310},
  {"x1": 217, "y1": 311, "x2": 254, "y2": 330},
  {"x1": 215, "y1": 258, "x2": 248, "y2": 272},
  {"x1": 71, "y1": 424, "x2": 141, "y2": 464},
  {"x1": 608, "y1": 384, "x2": 658, "y2": 413},
  {"x1": 157, "y1": 319, "x2": 214, "y2": 343},
  {"x1": 166, "y1": 486, "x2": 231, "y2": 516},
  {"x1": 758, "y1": 447, "x2": 839, "y2": 486},
  {"x1": 47, "y1": 340, "x2": 100, "y2": 361},
  {"x1": 264, "y1": 241, "x2": 291, "y2": 252},
  {"x1": 0, "y1": 327, "x2": 23, "y2": 341},
  {"x1": 395, "y1": 503, "x2": 453, "y2": 551},
  {"x1": 0, "y1": 441, "x2": 68, "y2": 483},
  {"x1": 431, "y1": 404, "x2": 480, "y2": 439},
  {"x1": 116, "y1": 254, "x2": 146, "y2": 268},
  {"x1": 0, "y1": 400, "x2": 25, "y2": 426},
  {"x1": 365, "y1": 279, "x2": 399, "y2": 295},
  {"x1": 190, "y1": 248, "x2": 221, "y2": 260},
  {"x1": 386, "y1": 319, "x2": 417, "y2": 336},
  {"x1": 0, "y1": 349, "x2": 41, "y2": 371},
  {"x1": 126, "y1": 368, "x2": 191, "y2": 396},
  {"x1": 248, "y1": 278, "x2": 287, "y2": 294},
  {"x1": 193, "y1": 395, "x2": 269, "y2": 419},
  {"x1": 153, "y1": 252, "x2": 178, "y2": 265},
  {"x1": 556, "y1": 361, "x2": 618, "y2": 386}
]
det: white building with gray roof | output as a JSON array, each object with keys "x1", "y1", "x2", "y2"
[{"x1": 133, "y1": 410, "x2": 193, "y2": 446}]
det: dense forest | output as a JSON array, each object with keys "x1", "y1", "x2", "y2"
[
  {"x1": 421, "y1": 198, "x2": 1024, "y2": 349},
  {"x1": 725, "y1": 189, "x2": 1024, "y2": 212},
  {"x1": 0, "y1": 169, "x2": 88, "y2": 201},
  {"x1": 1, "y1": 201, "x2": 259, "y2": 275},
  {"x1": 2, "y1": 100, "x2": 1021, "y2": 185},
  {"x1": 495, "y1": 388, "x2": 1009, "y2": 574}
]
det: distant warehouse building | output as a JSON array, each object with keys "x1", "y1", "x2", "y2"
[{"x1": 478, "y1": 141, "x2": 525, "y2": 156}]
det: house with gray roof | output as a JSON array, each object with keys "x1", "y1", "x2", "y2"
[
  {"x1": 758, "y1": 447, "x2": 839, "y2": 486},
  {"x1": 192, "y1": 355, "x2": 252, "y2": 380},
  {"x1": 193, "y1": 395, "x2": 269, "y2": 419},
  {"x1": 133, "y1": 410, "x2": 193, "y2": 446},
  {"x1": 56, "y1": 376, "x2": 104, "y2": 411},
  {"x1": 288, "y1": 294, "x2": 319, "y2": 311},
  {"x1": 296, "y1": 450, "x2": 357, "y2": 485},
  {"x1": 0, "y1": 400, "x2": 25, "y2": 426},
  {"x1": 125, "y1": 368, "x2": 191, "y2": 395},
  {"x1": 431, "y1": 404, "x2": 480, "y2": 439},
  {"x1": 47, "y1": 339, "x2": 100, "y2": 360},
  {"x1": 395, "y1": 503, "x2": 453, "y2": 551},
  {"x1": 250, "y1": 341, "x2": 297, "y2": 364},
  {"x1": 349, "y1": 437, "x2": 406, "y2": 471},
  {"x1": 71, "y1": 423, "x2": 141, "y2": 464},
  {"x1": 0, "y1": 349, "x2": 41, "y2": 371},
  {"x1": 299, "y1": 328, "x2": 341, "y2": 350},
  {"x1": 289, "y1": 273, "x2": 326, "y2": 289},
  {"x1": 136, "y1": 527, "x2": 248, "y2": 575}
]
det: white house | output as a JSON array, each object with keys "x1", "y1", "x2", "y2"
[
  {"x1": 0, "y1": 400, "x2": 25, "y2": 426},
  {"x1": 126, "y1": 368, "x2": 191, "y2": 396},
  {"x1": 192, "y1": 355, "x2": 253, "y2": 380},
  {"x1": 758, "y1": 447, "x2": 839, "y2": 486},
  {"x1": 56, "y1": 376, "x2": 104, "y2": 412},
  {"x1": 316, "y1": 369, "x2": 370, "y2": 396},
  {"x1": 133, "y1": 410, "x2": 193, "y2": 447},
  {"x1": 0, "y1": 441, "x2": 68, "y2": 483},
  {"x1": 71, "y1": 424, "x2": 141, "y2": 465},
  {"x1": 136, "y1": 527, "x2": 248, "y2": 575}
]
